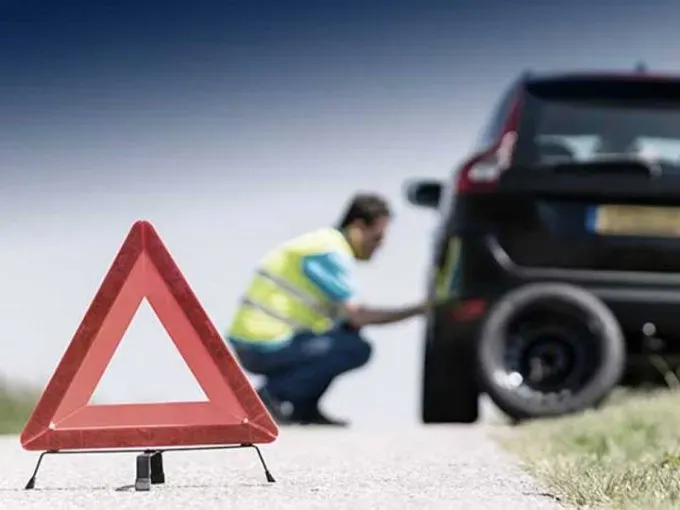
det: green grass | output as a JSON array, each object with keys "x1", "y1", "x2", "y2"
[
  {"x1": 496, "y1": 389, "x2": 680, "y2": 509},
  {"x1": 0, "y1": 377, "x2": 38, "y2": 435}
]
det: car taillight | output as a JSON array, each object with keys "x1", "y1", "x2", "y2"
[
  {"x1": 449, "y1": 298, "x2": 487, "y2": 322},
  {"x1": 455, "y1": 93, "x2": 522, "y2": 194}
]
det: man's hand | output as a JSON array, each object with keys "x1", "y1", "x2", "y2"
[{"x1": 421, "y1": 297, "x2": 443, "y2": 311}]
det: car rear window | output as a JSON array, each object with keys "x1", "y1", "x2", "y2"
[{"x1": 513, "y1": 77, "x2": 680, "y2": 172}]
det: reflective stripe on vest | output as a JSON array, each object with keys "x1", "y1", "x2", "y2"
[
  {"x1": 238, "y1": 268, "x2": 339, "y2": 334},
  {"x1": 254, "y1": 268, "x2": 338, "y2": 318},
  {"x1": 240, "y1": 297, "x2": 308, "y2": 331}
]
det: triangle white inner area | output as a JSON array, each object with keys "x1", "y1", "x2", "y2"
[{"x1": 89, "y1": 297, "x2": 209, "y2": 404}]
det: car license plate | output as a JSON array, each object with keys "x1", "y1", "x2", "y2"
[{"x1": 590, "y1": 204, "x2": 680, "y2": 237}]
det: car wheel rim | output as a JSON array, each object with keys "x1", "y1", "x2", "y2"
[{"x1": 498, "y1": 306, "x2": 603, "y2": 406}]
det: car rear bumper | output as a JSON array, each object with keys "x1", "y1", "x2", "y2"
[{"x1": 433, "y1": 234, "x2": 680, "y2": 353}]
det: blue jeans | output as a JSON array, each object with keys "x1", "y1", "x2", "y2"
[{"x1": 230, "y1": 324, "x2": 372, "y2": 410}]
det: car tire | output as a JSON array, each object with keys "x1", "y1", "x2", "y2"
[
  {"x1": 421, "y1": 320, "x2": 480, "y2": 423},
  {"x1": 476, "y1": 282, "x2": 625, "y2": 422}
]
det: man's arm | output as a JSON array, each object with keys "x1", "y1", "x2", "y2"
[
  {"x1": 302, "y1": 252, "x2": 429, "y2": 328},
  {"x1": 338, "y1": 300, "x2": 428, "y2": 328}
]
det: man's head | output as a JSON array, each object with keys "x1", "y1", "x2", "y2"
[{"x1": 337, "y1": 193, "x2": 392, "y2": 261}]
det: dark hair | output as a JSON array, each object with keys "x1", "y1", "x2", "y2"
[{"x1": 337, "y1": 192, "x2": 392, "y2": 229}]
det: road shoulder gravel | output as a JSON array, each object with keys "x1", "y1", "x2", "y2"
[{"x1": 0, "y1": 425, "x2": 563, "y2": 510}]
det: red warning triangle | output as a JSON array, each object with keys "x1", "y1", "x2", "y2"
[{"x1": 20, "y1": 220, "x2": 279, "y2": 451}]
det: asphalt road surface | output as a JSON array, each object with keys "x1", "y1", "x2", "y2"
[{"x1": 0, "y1": 424, "x2": 562, "y2": 510}]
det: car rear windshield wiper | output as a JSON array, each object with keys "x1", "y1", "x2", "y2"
[{"x1": 542, "y1": 155, "x2": 663, "y2": 178}]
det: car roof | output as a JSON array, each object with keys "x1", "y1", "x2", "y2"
[{"x1": 521, "y1": 69, "x2": 680, "y2": 87}]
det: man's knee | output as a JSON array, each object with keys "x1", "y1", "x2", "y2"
[{"x1": 345, "y1": 337, "x2": 372, "y2": 369}]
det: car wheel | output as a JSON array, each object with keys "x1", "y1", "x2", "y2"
[
  {"x1": 476, "y1": 282, "x2": 625, "y2": 422},
  {"x1": 421, "y1": 319, "x2": 480, "y2": 423}
]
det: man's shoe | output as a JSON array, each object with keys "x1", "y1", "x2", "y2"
[
  {"x1": 291, "y1": 407, "x2": 350, "y2": 427},
  {"x1": 257, "y1": 387, "x2": 294, "y2": 425}
]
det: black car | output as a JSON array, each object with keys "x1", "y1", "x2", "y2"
[{"x1": 405, "y1": 68, "x2": 680, "y2": 424}]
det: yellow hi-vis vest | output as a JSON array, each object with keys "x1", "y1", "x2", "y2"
[{"x1": 227, "y1": 227, "x2": 355, "y2": 345}]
